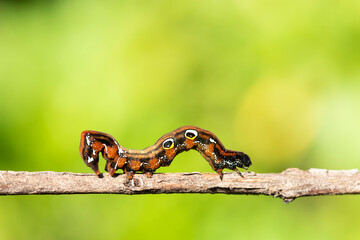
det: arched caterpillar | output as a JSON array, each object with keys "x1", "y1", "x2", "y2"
[{"x1": 79, "y1": 126, "x2": 251, "y2": 180}]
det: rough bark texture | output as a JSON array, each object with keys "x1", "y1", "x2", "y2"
[{"x1": 0, "y1": 168, "x2": 359, "y2": 203}]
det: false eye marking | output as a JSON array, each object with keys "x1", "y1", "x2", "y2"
[
  {"x1": 185, "y1": 129, "x2": 198, "y2": 140},
  {"x1": 162, "y1": 138, "x2": 175, "y2": 150}
]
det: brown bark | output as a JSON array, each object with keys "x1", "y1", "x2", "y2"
[{"x1": 0, "y1": 168, "x2": 359, "y2": 203}]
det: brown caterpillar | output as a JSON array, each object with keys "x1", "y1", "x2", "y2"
[{"x1": 79, "y1": 126, "x2": 251, "y2": 180}]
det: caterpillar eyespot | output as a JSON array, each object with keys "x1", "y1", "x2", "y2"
[
  {"x1": 184, "y1": 129, "x2": 198, "y2": 140},
  {"x1": 162, "y1": 138, "x2": 174, "y2": 149},
  {"x1": 79, "y1": 126, "x2": 252, "y2": 180}
]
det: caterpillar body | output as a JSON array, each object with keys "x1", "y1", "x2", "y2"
[{"x1": 79, "y1": 126, "x2": 251, "y2": 180}]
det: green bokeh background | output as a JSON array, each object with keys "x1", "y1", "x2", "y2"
[{"x1": 1, "y1": 0, "x2": 360, "y2": 239}]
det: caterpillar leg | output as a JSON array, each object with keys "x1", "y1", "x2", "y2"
[
  {"x1": 124, "y1": 169, "x2": 135, "y2": 180},
  {"x1": 216, "y1": 169, "x2": 224, "y2": 180},
  {"x1": 145, "y1": 171, "x2": 154, "y2": 178},
  {"x1": 234, "y1": 168, "x2": 245, "y2": 178},
  {"x1": 89, "y1": 161, "x2": 101, "y2": 176},
  {"x1": 107, "y1": 163, "x2": 117, "y2": 177}
]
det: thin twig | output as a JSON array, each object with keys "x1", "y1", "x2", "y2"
[{"x1": 0, "y1": 168, "x2": 359, "y2": 203}]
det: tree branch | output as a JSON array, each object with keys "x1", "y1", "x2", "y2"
[{"x1": 0, "y1": 168, "x2": 359, "y2": 203}]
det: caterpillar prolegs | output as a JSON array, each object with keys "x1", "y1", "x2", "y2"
[{"x1": 79, "y1": 126, "x2": 251, "y2": 180}]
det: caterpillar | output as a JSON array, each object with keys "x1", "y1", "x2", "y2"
[{"x1": 79, "y1": 126, "x2": 251, "y2": 180}]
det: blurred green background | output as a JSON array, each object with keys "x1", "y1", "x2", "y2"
[{"x1": 1, "y1": 0, "x2": 360, "y2": 239}]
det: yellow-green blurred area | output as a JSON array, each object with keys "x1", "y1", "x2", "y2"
[{"x1": 1, "y1": 0, "x2": 360, "y2": 239}]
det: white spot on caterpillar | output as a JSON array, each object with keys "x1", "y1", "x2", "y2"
[
  {"x1": 194, "y1": 140, "x2": 207, "y2": 150},
  {"x1": 209, "y1": 138, "x2": 216, "y2": 144},
  {"x1": 86, "y1": 135, "x2": 91, "y2": 145},
  {"x1": 88, "y1": 157, "x2": 94, "y2": 163},
  {"x1": 142, "y1": 162, "x2": 150, "y2": 167},
  {"x1": 114, "y1": 140, "x2": 124, "y2": 154},
  {"x1": 114, "y1": 160, "x2": 119, "y2": 169},
  {"x1": 212, "y1": 152, "x2": 218, "y2": 161}
]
